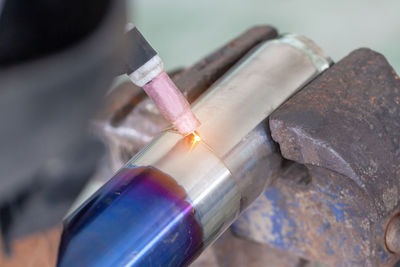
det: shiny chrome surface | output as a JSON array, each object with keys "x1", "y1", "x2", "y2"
[{"x1": 128, "y1": 34, "x2": 332, "y2": 245}]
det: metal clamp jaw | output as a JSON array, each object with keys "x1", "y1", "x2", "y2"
[{"x1": 234, "y1": 48, "x2": 400, "y2": 266}]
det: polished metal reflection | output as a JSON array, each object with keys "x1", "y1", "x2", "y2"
[{"x1": 128, "y1": 34, "x2": 331, "y2": 247}]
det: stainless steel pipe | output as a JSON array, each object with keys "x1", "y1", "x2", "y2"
[{"x1": 57, "y1": 34, "x2": 331, "y2": 267}]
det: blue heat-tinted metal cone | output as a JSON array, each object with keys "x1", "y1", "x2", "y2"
[{"x1": 57, "y1": 167, "x2": 203, "y2": 267}]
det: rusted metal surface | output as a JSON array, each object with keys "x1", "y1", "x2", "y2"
[
  {"x1": 271, "y1": 48, "x2": 400, "y2": 220},
  {"x1": 233, "y1": 164, "x2": 375, "y2": 266},
  {"x1": 212, "y1": 230, "x2": 316, "y2": 267},
  {"x1": 233, "y1": 48, "x2": 400, "y2": 266},
  {"x1": 95, "y1": 26, "x2": 278, "y2": 172},
  {"x1": 192, "y1": 228, "x2": 316, "y2": 267}
]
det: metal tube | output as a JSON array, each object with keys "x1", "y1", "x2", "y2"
[{"x1": 57, "y1": 34, "x2": 331, "y2": 267}]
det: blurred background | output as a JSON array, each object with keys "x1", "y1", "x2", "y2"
[{"x1": 127, "y1": 0, "x2": 400, "y2": 72}]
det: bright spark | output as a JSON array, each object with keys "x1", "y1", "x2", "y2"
[
  {"x1": 193, "y1": 132, "x2": 201, "y2": 142},
  {"x1": 189, "y1": 131, "x2": 201, "y2": 151}
]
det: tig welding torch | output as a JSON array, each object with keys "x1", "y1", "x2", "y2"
[{"x1": 122, "y1": 26, "x2": 200, "y2": 136}]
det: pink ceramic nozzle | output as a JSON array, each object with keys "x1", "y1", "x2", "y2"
[{"x1": 142, "y1": 71, "x2": 200, "y2": 135}]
